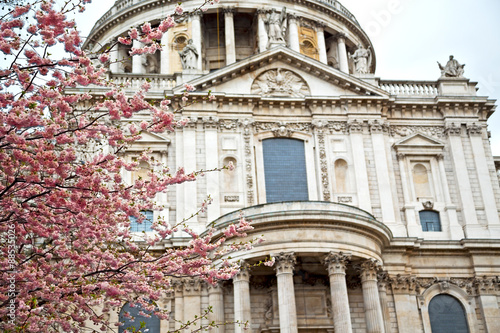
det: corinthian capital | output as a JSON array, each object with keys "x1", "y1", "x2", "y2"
[
  {"x1": 324, "y1": 251, "x2": 351, "y2": 275},
  {"x1": 273, "y1": 252, "x2": 297, "y2": 274}
]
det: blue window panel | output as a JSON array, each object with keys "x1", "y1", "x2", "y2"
[
  {"x1": 419, "y1": 210, "x2": 441, "y2": 232},
  {"x1": 130, "y1": 210, "x2": 154, "y2": 232},
  {"x1": 429, "y1": 294, "x2": 470, "y2": 333},
  {"x1": 119, "y1": 302, "x2": 161, "y2": 333},
  {"x1": 263, "y1": 138, "x2": 309, "y2": 203}
]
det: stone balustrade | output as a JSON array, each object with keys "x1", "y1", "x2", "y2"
[
  {"x1": 379, "y1": 80, "x2": 439, "y2": 96},
  {"x1": 110, "y1": 73, "x2": 178, "y2": 90}
]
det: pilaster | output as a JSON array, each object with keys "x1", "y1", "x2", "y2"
[
  {"x1": 348, "y1": 120, "x2": 372, "y2": 212},
  {"x1": 445, "y1": 123, "x2": 480, "y2": 237}
]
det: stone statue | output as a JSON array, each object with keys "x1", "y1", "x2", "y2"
[
  {"x1": 266, "y1": 8, "x2": 287, "y2": 43},
  {"x1": 438, "y1": 55, "x2": 465, "y2": 77},
  {"x1": 178, "y1": 39, "x2": 198, "y2": 70},
  {"x1": 349, "y1": 44, "x2": 371, "y2": 74}
]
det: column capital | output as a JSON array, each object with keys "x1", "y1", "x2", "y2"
[
  {"x1": 348, "y1": 119, "x2": 364, "y2": 133},
  {"x1": 287, "y1": 13, "x2": 298, "y2": 23},
  {"x1": 189, "y1": 11, "x2": 203, "y2": 19},
  {"x1": 445, "y1": 122, "x2": 462, "y2": 136},
  {"x1": 233, "y1": 261, "x2": 251, "y2": 282},
  {"x1": 223, "y1": 7, "x2": 235, "y2": 15},
  {"x1": 207, "y1": 282, "x2": 224, "y2": 294},
  {"x1": 467, "y1": 122, "x2": 483, "y2": 136},
  {"x1": 182, "y1": 278, "x2": 203, "y2": 296},
  {"x1": 324, "y1": 251, "x2": 351, "y2": 275},
  {"x1": 358, "y1": 259, "x2": 382, "y2": 283},
  {"x1": 273, "y1": 252, "x2": 297, "y2": 275},
  {"x1": 334, "y1": 32, "x2": 347, "y2": 40}
]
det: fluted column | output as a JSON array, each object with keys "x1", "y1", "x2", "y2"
[
  {"x1": 257, "y1": 9, "x2": 268, "y2": 52},
  {"x1": 190, "y1": 12, "x2": 203, "y2": 71},
  {"x1": 233, "y1": 262, "x2": 251, "y2": 333},
  {"x1": 316, "y1": 23, "x2": 327, "y2": 64},
  {"x1": 132, "y1": 39, "x2": 144, "y2": 74},
  {"x1": 274, "y1": 252, "x2": 298, "y2": 333},
  {"x1": 336, "y1": 34, "x2": 349, "y2": 73},
  {"x1": 359, "y1": 260, "x2": 385, "y2": 333},
  {"x1": 287, "y1": 15, "x2": 300, "y2": 52},
  {"x1": 224, "y1": 8, "x2": 236, "y2": 65},
  {"x1": 208, "y1": 283, "x2": 225, "y2": 333},
  {"x1": 324, "y1": 252, "x2": 353, "y2": 333}
]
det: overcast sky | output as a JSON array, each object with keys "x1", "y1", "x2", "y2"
[{"x1": 77, "y1": 0, "x2": 500, "y2": 155}]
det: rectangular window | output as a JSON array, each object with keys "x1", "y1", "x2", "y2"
[
  {"x1": 130, "y1": 210, "x2": 154, "y2": 232},
  {"x1": 419, "y1": 210, "x2": 442, "y2": 232},
  {"x1": 263, "y1": 138, "x2": 309, "y2": 203}
]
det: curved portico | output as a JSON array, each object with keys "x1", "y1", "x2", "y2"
[{"x1": 209, "y1": 201, "x2": 392, "y2": 333}]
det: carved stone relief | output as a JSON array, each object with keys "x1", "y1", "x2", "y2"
[
  {"x1": 254, "y1": 121, "x2": 312, "y2": 136},
  {"x1": 240, "y1": 119, "x2": 255, "y2": 205},
  {"x1": 251, "y1": 68, "x2": 310, "y2": 97},
  {"x1": 390, "y1": 125, "x2": 445, "y2": 138}
]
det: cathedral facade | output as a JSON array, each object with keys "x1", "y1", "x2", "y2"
[{"x1": 83, "y1": 0, "x2": 500, "y2": 332}]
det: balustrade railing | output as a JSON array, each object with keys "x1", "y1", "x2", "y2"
[
  {"x1": 110, "y1": 73, "x2": 178, "y2": 90},
  {"x1": 379, "y1": 81, "x2": 439, "y2": 96}
]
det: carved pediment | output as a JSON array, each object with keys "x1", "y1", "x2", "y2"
[
  {"x1": 174, "y1": 46, "x2": 389, "y2": 98},
  {"x1": 393, "y1": 132, "x2": 444, "y2": 155}
]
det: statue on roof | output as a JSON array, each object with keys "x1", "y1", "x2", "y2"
[
  {"x1": 438, "y1": 55, "x2": 465, "y2": 77},
  {"x1": 265, "y1": 8, "x2": 287, "y2": 44},
  {"x1": 349, "y1": 44, "x2": 372, "y2": 74}
]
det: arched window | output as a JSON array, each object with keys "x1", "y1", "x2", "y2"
[
  {"x1": 119, "y1": 301, "x2": 160, "y2": 333},
  {"x1": 419, "y1": 210, "x2": 441, "y2": 232},
  {"x1": 262, "y1": 138, "x2": 308, "y2": 203},
  {"x1": 334, "y1": 159, "x2": 349, "y2": 193},
  {"x1": 429, "y1": 294, "x2": 470, "y2": 333}
]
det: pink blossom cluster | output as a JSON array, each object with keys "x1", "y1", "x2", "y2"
[{"x1": 0, "y1": 0, "x2": 258, "y2": 332}]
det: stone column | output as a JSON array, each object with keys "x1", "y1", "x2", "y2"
[
  {"x1": 204, "y1": 117, "x2": 220, "y2": 222},
  {"x1": 467, "y1": 123, "x2": 500, "y2": 234},
  {"x1": 287, "y1": 14, "x2": 300, "y2": 52},
  {"x1": 160, "y1": 31, "x2": 170, "y2": 74},
  {"x1": 324, "y1": 252, "x2": 353, "y2": 333},
  {"x1": 233, "y1": 262, "x2": 251, "y2": 333},
  {"x1": 274, "y1": 252, "x2": 298, "y2": 333},
  {"x1": 190, "y1": 12, "x2": 203, "y2": 71},
  {"x1": 445, "y1": 123, "x2": 480, "y2": 236},
  {"x1": 436, "y1": 154, "x2": 463, "y2": 239},
  {"x1": 316, "y1": 23, "x2": 327, "y2": 64},
  {"x1": 359, "y1": 260, "x2": 385, "y2": 333},
  {"x1": 257, "y1": 10, "x2": 268, "y2": 52},
  {"x1": 396, "y1": 152, "x2": 420, "y2": 238},
  {"x1": 132, "y1": 39, "x2": 144, "y2": 74},
  {"x1": 377, "y1": 275, "x2": 393, "y2": 333},
  {"x1": 110, "y1": 44, "x2": 120, "y2": 73},
  {"x1": 183, "y1": 278, "x2": 202, "y2": 327},
  {"x1": 208, "y1": 283, "x2": 225, "y2": 333},
  {"x1": 336, "y1": 33, "x2": 349, "y2": 73},
  {"x1": 475, "y1": 276, "x2": 500, "y2": 333},
  {"x1": 348, "y1": 120, "x2": 372, "y2": 212},
  {"x1": 370, "y1": 120, "x2": 397, "y2": 225},
  {"x1": 224, "y1": 8, "x2": 236, "y2": 65},
  {"x1": 173, "y1": 280, "x2": 184, "y2": 331}
]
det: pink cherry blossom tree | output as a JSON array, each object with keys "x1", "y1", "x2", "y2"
[{"x1": 0, "y1": 0, "x2": 251, "y2": 332}]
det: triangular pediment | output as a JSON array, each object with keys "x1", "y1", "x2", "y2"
[
  {"x1": 394, "y1": 133, "x2": 444, "y2": 154},
  {"x1": 174, "y1": 46, "x2": 390, "y2": 98},
  {"x1": 125, "y1": 131, "x2": 170, "y2": 153}
]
